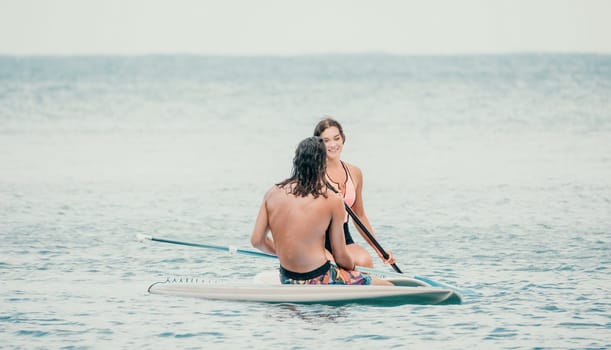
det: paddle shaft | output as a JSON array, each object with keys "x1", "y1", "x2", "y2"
[
  {"x1": 326, "y1": 183, "x2": 403, "y2": 273},
  {"x1": 138, "y1": 234, "x2": 276, "y2": 259}
]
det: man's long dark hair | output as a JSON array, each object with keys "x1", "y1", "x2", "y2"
[{"x1": 276, "y1": 136, "x2": 328, "y2": 198}]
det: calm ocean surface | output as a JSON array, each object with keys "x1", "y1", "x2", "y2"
[{"x1": 1, "y1": 54, "x2": 609, "y2": 349}]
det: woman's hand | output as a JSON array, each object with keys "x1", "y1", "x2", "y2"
[{"x1": 379, "y1": 250, "x2": 396, "y2": 265}]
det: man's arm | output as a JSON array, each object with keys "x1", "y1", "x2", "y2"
[
  {"x1": 328, "y1": 195, "x2": 355, "y2": 270},
  {"x1": 250, "y1": 193, "x2": 276, "y2": 255}
]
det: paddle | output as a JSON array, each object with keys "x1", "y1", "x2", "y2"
[
  {"x1": 325, "y1": 182, "x2": 403, "y2": 273},
  {"x1": 136, "y1": 234, "x2": 276, "y2": 259},
  {"x1": 137, "y1": 233, "x2": 474, "y2": 295}
]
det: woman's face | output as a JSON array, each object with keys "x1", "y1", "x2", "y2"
[{"x1": 319, "y1": 126, "x2": 344, "y2": 160}]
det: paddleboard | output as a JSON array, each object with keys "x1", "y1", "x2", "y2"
[{"x1": 148, "y1": 273, "x2": 463, "y2": 306}]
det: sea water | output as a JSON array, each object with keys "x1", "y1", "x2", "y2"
[{"x1": 0, "y1": 54, "x2": 609, "y2": 349}]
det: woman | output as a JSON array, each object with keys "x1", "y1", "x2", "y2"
[{"x1": 313, "y1": 117, "x2": 394, "y2": 268}]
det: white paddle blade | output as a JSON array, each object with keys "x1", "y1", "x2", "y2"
[{"x1": 136, "y1": 234, "x2": 152, "y2": 242}]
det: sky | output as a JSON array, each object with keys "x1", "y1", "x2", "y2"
[{"x1": 1, "y1": 0, "x2": 610, "y2": 55}]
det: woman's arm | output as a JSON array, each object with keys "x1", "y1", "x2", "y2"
[
  {"x1": 349, "y1": 163, "x2": 396, "y2": 265},
  {"x1": 349, "y1": 164, "x2": 376, "y2": 236}
]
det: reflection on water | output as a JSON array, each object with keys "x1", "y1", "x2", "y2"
[{"x1": 265, "y1": 304, "x2": 350, "y2": 324}]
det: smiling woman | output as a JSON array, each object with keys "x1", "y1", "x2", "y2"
[
  {"x1": 314, "y1": 117, "x2": 396, "y2": 268},
  {"x1": 1, "y1": 0, "x2": 610, "y2": 55}
]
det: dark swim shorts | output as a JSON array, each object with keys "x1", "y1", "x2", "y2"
[{"x1": 279, "y1": 260, "x2": 371, "y2": 285}]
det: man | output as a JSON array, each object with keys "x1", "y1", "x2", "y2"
[{"x1": 250, "y1": 136, "x2": 391, "y2": 285}]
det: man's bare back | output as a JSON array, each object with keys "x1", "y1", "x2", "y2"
[{"x1": 251, "y1": 184, "x2": 353, "y2": 274}]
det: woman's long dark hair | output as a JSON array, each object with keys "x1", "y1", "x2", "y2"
[{"x1": 276, "y1": 137, "x2": 328, "y2": 198}]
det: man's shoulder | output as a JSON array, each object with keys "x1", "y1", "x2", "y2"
[
  {"x1": 264, "y1": 185, "x2": 282, "y2": 199},
  {"x1": 324, "y1": 189, "x2": 345, "y2": 206}
]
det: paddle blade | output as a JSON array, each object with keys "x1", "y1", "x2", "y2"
[{"x1": 136, "y1": 234, "x2": 152, "y2": 242}]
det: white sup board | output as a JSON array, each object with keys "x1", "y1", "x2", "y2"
[{"x1": 148, "y1": 272, "x2": 463, "y2": 306}]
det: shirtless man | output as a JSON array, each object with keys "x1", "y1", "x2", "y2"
[{"x1": 250, "y1": 136, "x2": 392, "y2": 285}]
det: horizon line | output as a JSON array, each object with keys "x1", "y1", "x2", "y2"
[{"x1": 1, "y1": 51, "x2": 610, "y2": 58}]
